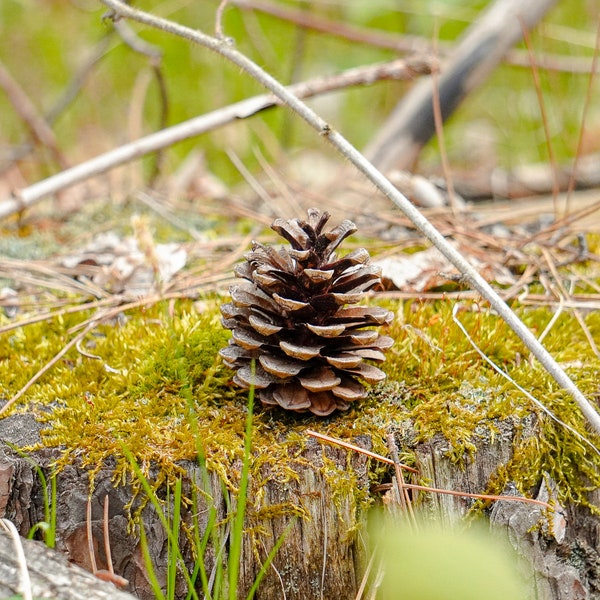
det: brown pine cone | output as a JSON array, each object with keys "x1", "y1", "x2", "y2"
[{"x1": 219, "y1": 208, "x2": 393, "y2": 416}]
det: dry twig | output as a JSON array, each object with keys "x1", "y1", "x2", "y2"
[{"x1": 0, "y1": 55, "x2": 431, "y2": 220}]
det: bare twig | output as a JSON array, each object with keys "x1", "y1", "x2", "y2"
[
  {"x1": 520, "y1": 20, "x2": 561, "y2": 215},
  {"x1": 0, "y1": 59, "x2": 69, "y2": 169},
  {"x1": 215, "y1": 0, "x2": 231, "y2": 39},
  {"x1": 232, "y1": 0, "x2": 597, "y2": 74},
  {"x1": 386, "y1": 433, "x2": 412, "y2": 517},
  {"x1": 96, "y1": 0, "x2": 600, "y2": 436},
  {"x1": 307, "y1": 430, "x2": 552, "y2": 509},
  {"x1": 0, "y1": 37, "x2": 113, "y2": 172},
  {"x1": 112, "y1": 19, "x2": 168, "y2": 183},
  {"x1": 305, "y1": 429, "x2": 418, "y2": 473},
  {"x1": 364, "y1": 0, "x2": 558, "y2": 171},
  {"x1": 374, "y1": 482, "x2": 552, "y2": 509},
  {"x1": 103, "y1": 496, "x2": 114, "y2": 576},
  {"x1": 429, "y1": 24, "x2": 459, "y2": 215},
  {"x1": 86, "y1": 496, "x2": 97, "y2": 574},
  {"x1": 230, "y1": 0, "x2": 430, "y2": 54},
  {"x1": 0, "y1": 54, "x2": 431, "y2": 220},
  {"x1": 565, "y1": 20, "x2": 600, "y2": 211}
]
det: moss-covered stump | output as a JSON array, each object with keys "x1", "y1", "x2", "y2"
[
  {"x1": 0, "y1": 412, "x2": 371, "y2": 600},
  {"x1": 3, "y1": 297, "x2": 600, "y2": 599},
  {"x1": 412, "y1": 419, "x2": 600, "y2": 600},
  {"x1": 3, "y1": 408, "x2": 600, "y2": 600}
]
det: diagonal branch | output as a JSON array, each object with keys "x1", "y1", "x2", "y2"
[
  {"x1": 0, "y1": 54, "x2": 431, "y2": 220},
  {"x1": 0, "y1": 59, "x2": 69, "y2": 170},
  {"x1": 97, "y1": 0, "x2": 600, "y2": 435},
  {"x1": 364, "y1": 0, "x2": 558, "y2": 171}
]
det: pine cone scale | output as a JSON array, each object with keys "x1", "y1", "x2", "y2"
[
  {"x1": 306, "y1": 323, "x2": 346, "y2": 337},
  {"x1": 279, "y1": 340, "x2": 324, "y2": 360},
  {"x1": 259, "y1": 354, "x2": 305, "y2": 377}
]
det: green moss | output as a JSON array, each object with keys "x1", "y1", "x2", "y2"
[{"x1": 3, "y1": 284, "x2": 600, "y2": 534}]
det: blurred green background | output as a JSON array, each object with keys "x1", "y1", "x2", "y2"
[{"x1": 0, "y1": 0, "x2": 598, "y2": 187}]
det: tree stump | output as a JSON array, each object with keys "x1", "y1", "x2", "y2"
[
  {"x1": 2, "y1": 410, "x2": 600, "y2": 599},
  {"x1": 0, "y1": 529, "x2": 137, "y2": 600}
]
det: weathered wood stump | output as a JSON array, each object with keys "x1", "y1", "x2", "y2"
[
  {"x1": 2, "y1": 411, "x2": 600, "y2": 599},
  {"x1": 0, "y1": 529, "x2": 137, "y2": 600}
]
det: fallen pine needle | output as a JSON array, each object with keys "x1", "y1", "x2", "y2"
[{"x1": 305, "y1": 429, "x2": 418, "y2": 474}]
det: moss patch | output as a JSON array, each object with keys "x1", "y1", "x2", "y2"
[{"x1": 2, "y1": 292, "x2": 600, "y2": 524}]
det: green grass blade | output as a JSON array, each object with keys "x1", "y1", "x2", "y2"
[
  {"x1": 120, "y1": 445, "x2": 199, "y2": 600},
  {"x1": 245, "y1": 520, "x2": 295, "y2": 600},
  {"x1": 228, "y1": 367, "x2": 255, "y2": 600},
  {"x1": 167, "y1": 478, "x2": 183, "y2": 600},
  {"x1": 140, "y1": 521, "x2": 166, "y2": 600}
]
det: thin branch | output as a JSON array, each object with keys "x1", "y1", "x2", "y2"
[
  {"x1": 307, "y1": 431, "x2": 552, "y2": 510},
  {"x1": 230, "y1": 0, "x2": 430, "y2": 54},
  {"x1": 520, "y1": 20, "x2": 561, "y2": 215},
  {"x1": 112, "y1": 19, "x2": 168, "y2": 183},
  {"x1": 0, "y1": 59, "x2": 69, "y2": 169},
  {"x1": 374, "y1": 482, "x2": 552, "y2": 509},
  {"x1": 216, "y1": 0, "x2": 231, "y2": 39},
  {"x1": 306, "y1": 429, "x2": 418, "y2": 474},
  {"x1": 0, "y1": 37, "x2": 113, "y2": 173},
  {"x1": 364, "y1": 0, "x2": 558, "y2": 171},
  {"x1": 565, "y1": 20, "x2": 600, "y2": 210},
  {"x1": 0, "y1": 54, "x2": 431, "y2": 220},
  {"x1": 0, "y1": 519, "x2": 33, "y2": 600},
  {"x1": 97, "y1": 0, "x2": 600, "y2": 436},
  {"x1": 233, "y1": 0, "x2": 595, "y2": 74},
  {"x1": 103, "y1": 496, "x2": 114, "y2": 576},
  {"x1": 86, "y1": 496, "x2": 98, "y2": 574}
]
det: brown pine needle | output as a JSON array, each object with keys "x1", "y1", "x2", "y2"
[
  {"x1": 306, "y1": 429, "x2": 418, "y2": 474},
  {"x1": 307, "y1": 429, "x2": 553, "y2": 510}
]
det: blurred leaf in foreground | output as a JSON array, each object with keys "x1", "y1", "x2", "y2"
[{"x1": 376, "y1": 518, "x2": 528, "y2": 600}]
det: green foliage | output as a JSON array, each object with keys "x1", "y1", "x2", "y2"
[{"x1": 373, "y1": 516, "x2": 529, "y2": 599}]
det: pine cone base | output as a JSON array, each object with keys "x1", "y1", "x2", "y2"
[{"x1": 220, "y1": 209, "x2": 393, "y2": 416}]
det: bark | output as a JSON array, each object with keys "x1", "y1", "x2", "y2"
[
  {"x1": 0, "y1": 529, "x2": 137, "y2": 600},
  {"x1": 414, "y1": 418, "x2": 600, "y2": 600},
  {"x1": 0, "y1": 413, "x2": 369, "y2": 600},
  {"x1": 1, "y1": 412, "x2": 599, "y2": 599}
]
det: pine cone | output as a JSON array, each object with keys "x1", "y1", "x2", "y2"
[{"x1": 219, "y1": 208, "x2": 394, "y2": 416}]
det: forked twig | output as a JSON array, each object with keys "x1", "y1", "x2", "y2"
[{"x1": 0, "y1": 55, "x2": 431, "y2": 220}]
